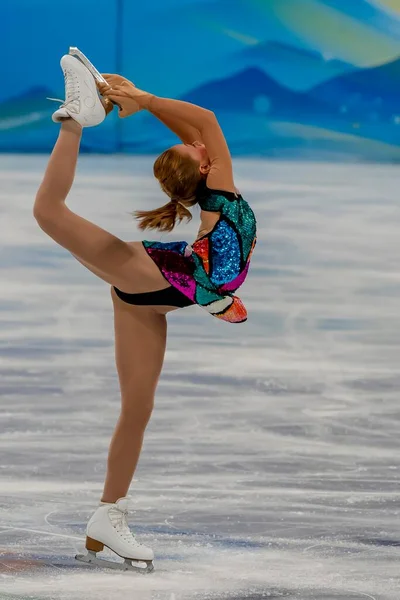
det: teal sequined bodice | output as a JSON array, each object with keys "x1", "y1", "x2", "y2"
[{"x1": 197, "y1": 187, "x2": 257, "y2": 265}]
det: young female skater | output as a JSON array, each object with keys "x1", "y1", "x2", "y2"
[{"x1": 33, "y1": 55, "x2": 257, "y2": 572}]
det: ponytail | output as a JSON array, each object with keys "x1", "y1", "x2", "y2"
[
  {"x1": 131, "y1": 198, "x2": 194, "y2": 233},
  {"x1": 130, "y1": 147, "x2": 205, "y2": 233}
]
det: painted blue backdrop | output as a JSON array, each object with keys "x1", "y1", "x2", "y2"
[{"x1": 2, "y1": 0, "x2": 400, "y2": 159}]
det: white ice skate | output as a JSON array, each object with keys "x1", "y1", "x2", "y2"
[
  {"x1": 75, "y1": 496, "x2": 154, "y2": 573},
  {"x1": 49, "y1": 54, "x2": 106, "y2": 127}
]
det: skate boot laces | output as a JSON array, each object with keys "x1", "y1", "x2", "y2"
[
  {"x1": 47, "y1": 68, "x2": 81, "y2": 113},
  {"x1": 108, "y1": 497, "x2": 145, "y2": 547}
]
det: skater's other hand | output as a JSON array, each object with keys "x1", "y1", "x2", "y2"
[
  {"x1": 100, "y1": 84, "x2": 142, "y2": 118},
  {"x1": 97, "y1": 82, "x2": 120, "y2": 114},
  {"x1": 102, "y1": 83, "x2": 154, "y2": 113},
  {"x1": 102, "y1": 73, "x2": 134, "y2": 88},
  {"x1": 97, "y1": 82, "x2": 111, "y2": 95}
]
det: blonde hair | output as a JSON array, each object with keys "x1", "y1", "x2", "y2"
[{"x1": 131, "y1": 148, "x2": 204, "y2": 232}]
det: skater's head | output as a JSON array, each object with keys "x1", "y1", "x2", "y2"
[
  {"x1": 132, "y1": 143, "x2": 210, "y2": 233},
  {"x1": 155, "y1": 142, "x2": 211, "y2": 201}
]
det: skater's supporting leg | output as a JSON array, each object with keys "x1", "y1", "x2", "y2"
[{"x1": 101, "y1": 288, "x2": 169, "y2": 503}]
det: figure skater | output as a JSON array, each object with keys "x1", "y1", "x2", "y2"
[{"x1": 33, "y1": 55, "x2": 257, "y2": 572}]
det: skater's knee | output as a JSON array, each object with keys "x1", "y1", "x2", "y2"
[{"x1": 120, "y1": 400, "x2": 154, "y2": 430}]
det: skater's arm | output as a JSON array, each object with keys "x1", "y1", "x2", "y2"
[
  {"x1": 99, "y1": 76, "x2": 203, "y2": 144},
  {"x1": 147, "y1": 106, "x2": 203, "y2": 145},
  {"x1": 103, "y1": 85, "x2": 235, "y2": 192},
  {"x1": 110, "y1": 87, "x2": 214, "y2": 134},
  {"x1": 147, "y1": 96, "x2": 235, "y2": 192}
]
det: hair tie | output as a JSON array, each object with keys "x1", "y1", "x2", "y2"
[{"x1": 171, "y1": 199, "x2": 186, "y2": 209}]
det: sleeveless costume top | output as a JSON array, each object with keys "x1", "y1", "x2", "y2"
[{"x1": 142, "y1": 186, "x2": 257, "y2": 323}]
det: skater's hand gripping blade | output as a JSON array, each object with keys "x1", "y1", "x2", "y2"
[{"x1": 75, "y1": 550, "x2": 154, "y2": 573}]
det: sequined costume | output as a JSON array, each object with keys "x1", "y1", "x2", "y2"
[{"x1": 142, "y1": 187, "x2": 257, "y2": 323}]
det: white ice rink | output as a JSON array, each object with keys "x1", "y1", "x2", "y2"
[{"x1": 1, "y1": 155, "x2": 400, "y2": 599}]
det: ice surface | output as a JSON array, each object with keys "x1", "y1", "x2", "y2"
[{"x1": 1, "y1": 155, "x2": 400, "y2": 599}]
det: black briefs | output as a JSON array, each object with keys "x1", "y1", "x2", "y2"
[{"x1": 113, "y1": 285, "x2": 195, "y2": 308}]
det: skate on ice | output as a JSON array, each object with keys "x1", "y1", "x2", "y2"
[{"x1": 75, "y1": 496, "x2": 154, "y2": 573}]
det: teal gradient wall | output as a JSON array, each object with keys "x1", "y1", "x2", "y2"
[{"x1": 2, "y1": 0, "x2": 400, "y2": 159}]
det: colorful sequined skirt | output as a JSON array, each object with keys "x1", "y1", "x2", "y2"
[{"x1": 142, "y1": 217, "x2": 257, "y2": 324}]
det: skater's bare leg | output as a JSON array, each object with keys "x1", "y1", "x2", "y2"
[{"x1": 101, "y1": 287, "x2": 174, "y2": 503}]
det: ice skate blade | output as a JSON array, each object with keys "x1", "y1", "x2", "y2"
[
  {"x1": 68, "y1": 47, "x2": 109, "y2": 85},
  {"x1": 75, "y1": 550, "x2": 154, "y2": 574}
]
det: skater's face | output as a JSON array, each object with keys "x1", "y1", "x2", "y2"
[{"x1": 173, "y1": 142, "x2": 210, "y2": 173}]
